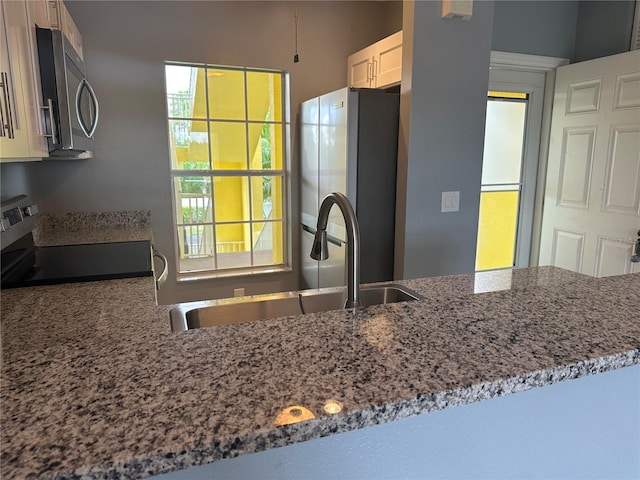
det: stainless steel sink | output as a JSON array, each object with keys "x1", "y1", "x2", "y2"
[{"x1": 170, "y1": 284, "x2": 423, "y2": 332}]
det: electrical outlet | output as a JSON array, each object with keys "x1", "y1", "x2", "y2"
[{"x1": 234, "y1": 288, "x2": 245, "y2": 297}]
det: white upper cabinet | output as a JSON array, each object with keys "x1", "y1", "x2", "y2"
[
  {"x1": 348, "y1": 46, "x2": 375, "y2": 88},
  {"x1": 347, "y1": 31, "x2": 402, "y2": 89},
  {"x1": 28, "y1": 0, "x2": 60, "y2": 30},
  {"x1": 374, "y1": 31, "x2": 403, "y2": 88},
  {"x1": 59, "y1": 2, "x2": 82, "y2": 59},
  {"x1": 0, "y1": 0, "x2": 47, "y2": 162},
  {"x1": 28, "y1": 0, "x2": 83, "y2": 59}
]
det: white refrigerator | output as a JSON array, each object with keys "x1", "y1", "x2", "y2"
[{"x1": 300, "y1": 87, "x2": 400, "y2": 289}]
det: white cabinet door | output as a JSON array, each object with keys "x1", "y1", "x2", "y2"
[
  {"x1": 27, "y1": 0, "x2": 60, "y2": 29},
  {"x1": 0, "y1": 0, "x2": 45, "y2": 161},
  {"x1": 374, "y1": 30, "x2": 402, "y2": 89},
  {"x1": 59, "y1": 1, "x2": 82, "y2": 59},
  {"x1": 26, "y1": 1, "x2": 82, "y2": 58},
  {"x1": 347, "y1": 45, "x2": 373, "y2": 89},
  {"x1": 539, "y1": 50, "x2": 640, "y2": 277},
  {"x1": 348, "y1": 31, "x2": 402, "y2": 89}
]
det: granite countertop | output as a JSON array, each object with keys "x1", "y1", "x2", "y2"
[
  {"x1": 34, "y1": 211, "x2": 153, "y2": 246},
  {"x1": 1, "y1": 216, "x2": 639, "y2": 479}
]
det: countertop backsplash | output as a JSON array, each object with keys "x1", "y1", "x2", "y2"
[{"x1": 34, "y1": 210, "x2": 153, "y2": 246}]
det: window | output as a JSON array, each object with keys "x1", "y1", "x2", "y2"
[{"x1": 164, "y1": 63, "x2": 290, "y2": 278}]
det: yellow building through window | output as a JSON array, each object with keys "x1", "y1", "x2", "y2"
[{"x1": 165, "y1": 63, "x2": 289, "y2": 276}]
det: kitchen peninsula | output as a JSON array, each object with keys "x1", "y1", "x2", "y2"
[{"x1": 1, "y1": 220, "x2": 639, "y2": 479}]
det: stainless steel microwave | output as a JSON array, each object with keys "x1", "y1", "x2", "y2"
[{"x1": 35, "y1": 27, "x2": 98, "y2": 159}]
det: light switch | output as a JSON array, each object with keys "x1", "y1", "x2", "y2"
[{"x1": 441, "y1": 191, "x2": 460, "y2": 212}]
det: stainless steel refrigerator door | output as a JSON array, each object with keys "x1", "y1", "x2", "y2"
[
  {"x1": 318, "y1": 237, "x2": 346, "y2": 289},
  {"x1": 319, "y1": 88, "x2": 348, "y2": 242},
  {"x1": 300, "y1": 227, "x2": 319, "y2": 289},
  {"x1": 301, "y1": 225, "x2": 346, "y2": 289},
  {"x1": 300, "y1": 97, "x2": 319, "y2": 228}
]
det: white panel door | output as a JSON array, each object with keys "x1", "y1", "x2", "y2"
[{"x1": 539, "y1": 50, "x2": 640, "y2": 277}]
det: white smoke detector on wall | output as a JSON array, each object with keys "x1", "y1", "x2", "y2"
[{"x1": 441, "y1": 0, "x2": 473, "y2": 20}]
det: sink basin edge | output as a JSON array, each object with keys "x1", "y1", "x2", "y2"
[{"x1": 170, "y1": 284, "x2": 424, "y2": 332}]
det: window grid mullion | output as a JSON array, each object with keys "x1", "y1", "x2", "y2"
[
  {"x1": 204, "y1": 66, "x2": 218, "y2": 269},
  {"x1": 243, "y1": 69, "x2": 255, "y2": 266},
  {"x1": 278, "y1": 81, "x2": 288, "y2": 259},
  {"x1": 171, "y1": 170, "x2": 285, "y2": 176}
]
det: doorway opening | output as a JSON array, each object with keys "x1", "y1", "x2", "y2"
[
  {"x1": 475, "y1": 67, "x2": 547, "y2": 272},
  {"x1": 476, "y1": 91, "x2": 527, "y2": 271}
]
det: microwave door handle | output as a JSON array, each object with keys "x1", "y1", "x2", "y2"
[
  {"x1": 75, "y1": 78, "x2": 99, "y2": 138},
  {"x1": 85, "y1": 79, "x2": 99, "y2": 137},
  {"x1": 41, "y1": 98, "x2": 58, "y2": 145},
  {"x1": 75, "y1": 79, "x2": 90, "y2": 137}
]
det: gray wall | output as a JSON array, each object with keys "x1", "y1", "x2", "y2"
[
  {"x1": 492, "y1": 0, "x2": 636, "y2": 62},
  {"x1": 1, "y1": 163, "x2": 32, "y2": 200},
  {"x1": 492, "y1": 0, "x2": 579, "y2": 59},
  {"x1": 26, "y1": 1, "x2": 401, "y2": 304},
  {"x1": 573, "y1": 0, "x2": 636, "y2": 62},
  {"x1": 396, "y1": 1, "x2": 494, "y2": 279}
]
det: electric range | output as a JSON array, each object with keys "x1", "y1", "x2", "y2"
[{"x1": 1, "y1": 196, "x2": 153, "y2": 289}]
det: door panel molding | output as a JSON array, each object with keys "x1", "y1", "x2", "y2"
[
  {"x1": 551, "y1": 228, "x2": 584, "y2": 273},
  {"x1": 613, "y1": 72, "x2": 640, "y2": 109},
  {"x1": 595, "y1": 235, "x2": 635, "y2": 277},
  {"x1": 557, "y1": 126, "x2": 596, "y2": 209},
  {"x1": 602, "y1": 124, "x2": 640, "y2": 215},
  {"x1": 566, "y1": 79, "x2": 602, "y2": 114}
]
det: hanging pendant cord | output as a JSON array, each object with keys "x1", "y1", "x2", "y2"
[{"x1": 294, "y1": 11, "x2": 300, "y2": 63}]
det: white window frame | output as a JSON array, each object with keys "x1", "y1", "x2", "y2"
[{"x1": 164, "y1": 62, "x2": 291, "y2": 281}]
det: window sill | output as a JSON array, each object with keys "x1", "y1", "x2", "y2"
[{"x1": 176, "y1": 265, "x2": 293, "y2": 283}]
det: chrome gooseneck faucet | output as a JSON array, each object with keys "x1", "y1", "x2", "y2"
[{"x1": 310, "y1": 192, "x2": 361, "y2": 308}]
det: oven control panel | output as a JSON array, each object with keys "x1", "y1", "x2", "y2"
[
  {"x1": 3, "y1": 206, "x2": 24, "y2": 227},
  {"x1": 0, "y1": 196, "x2": 40, "y2": 248}
]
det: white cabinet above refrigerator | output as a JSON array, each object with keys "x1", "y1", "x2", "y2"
[{"x1": 347, "y1": 31, "x2": 403, "y2": 89}]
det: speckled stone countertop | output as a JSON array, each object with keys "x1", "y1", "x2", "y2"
[
  {"x1": 1, "y1": 260, "x2": 639, "y2": 478},
  {"x1": 34, "y1": 210, "x2": 152, "y2": 246}
]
